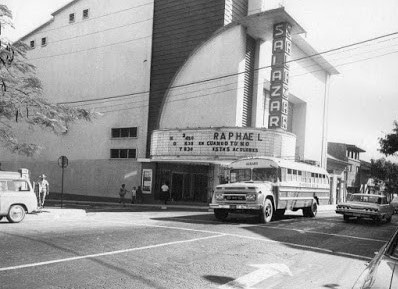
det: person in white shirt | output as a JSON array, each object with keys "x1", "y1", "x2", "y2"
[
  {"x1": 131, "y1": 186, "x2": 137, "y2": 204},
  {"x1": 161, "y1": 182, "x2": 170, "y2": 204},
  {"x1": 37, "y1": 174, "x2": 49, "y2": 208}
]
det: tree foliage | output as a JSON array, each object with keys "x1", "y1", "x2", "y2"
[
  {"x1": 379, "y1": 121, "x2": 398, "y2": 156},
  {"x1": 370, "y1": 158, "x2": 398, "y2": 196},
  {"x1": 0, "y1": 5, "x2": 97, "y2": 156}
]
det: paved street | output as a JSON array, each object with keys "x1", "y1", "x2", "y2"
[{"x1": 1, "y1": 207, "x2": 397, "y2": 289}]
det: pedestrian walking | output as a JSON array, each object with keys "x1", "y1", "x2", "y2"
[
  {"x1": 37, "y1": 174, "x2": 49, "y2": 208},
  {"x1": 161, "y1": 182, "x2": 170, "y2": 205},
  {"x1": 119, "y1": 184, "x2": 128, "y2": 206},
  {"x1": 131, "y1": 186, "x2": 137, "y2": 204}
]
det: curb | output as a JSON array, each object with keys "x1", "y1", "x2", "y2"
[{"x1": 26, "y1": 207, "x2": 87, "y2": 220}]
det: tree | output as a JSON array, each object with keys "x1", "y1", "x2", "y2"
[
  {"x1": 370, "y1": 158, "x2": 398, "y2": 197},
  {"x1": 379, "y1": 121, "x2": 398, "y2": 156},
  {"x1": 0, "y1": 5, "x2": 96, "y2": 156}
]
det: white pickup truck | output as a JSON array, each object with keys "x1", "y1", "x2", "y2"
[{"x1": 0, "y1": 169, "x2": 38, "y2": 223}]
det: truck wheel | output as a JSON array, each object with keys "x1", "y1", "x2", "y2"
[
  {"x1": 303, "y1": 199, "x2": 318, "y2": 218},
  {"x1": 259, "y1": 198, "x2": 273, "y2": 223},
  {"x1": 6, "y1": 205, "x2": 26, "y2": 223},
  {"x1": 214, "y1": 209, "x2": 228, "y2": 221}
]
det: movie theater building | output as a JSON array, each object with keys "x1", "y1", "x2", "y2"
[
  {"x1": 140, "y1": 1, "x2": 338, "y2": 203},
  {"x1": 1, "y1": 0, "x2": 337, "y2": 203}
]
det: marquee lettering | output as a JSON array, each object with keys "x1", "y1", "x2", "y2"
[{"x1": 268, "y1": 21, "x2": 292, "y2": 131}]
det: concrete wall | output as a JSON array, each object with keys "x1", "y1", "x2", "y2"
[
  {"x1": 159, "y1": 25, "x2": 247, "y2": 129},
  {"x1": 1, "y1": 0, "x2": 153, "y2": 197},
  {"x1": 288, "y1": 43, "x2": 328, "y2": 163}
]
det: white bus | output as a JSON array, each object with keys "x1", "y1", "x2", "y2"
[{"x1": 209, "y1": 157, "x2": 330, "y2": 223}]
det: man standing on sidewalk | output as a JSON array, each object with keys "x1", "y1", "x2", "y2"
[
  {"x1": 119, "y1": 184, "x2": 128, "y2": 206},
  {"x1": 38, "y1": 174, "x2": 50, "y2": 208}
]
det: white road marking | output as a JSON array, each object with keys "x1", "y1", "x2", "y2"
[
  {"x1": 0, "y1": 234, "x2": 223, "y2": 272},
  {"x1": 218, "y1": 263, "x2": 292, "y2": 289},
  {"x1": 159, "y1": 217, "x2": 387, "y2": 243},
  {"x1": 96, "y1": 220, "x2": 374, "y2": 261}
]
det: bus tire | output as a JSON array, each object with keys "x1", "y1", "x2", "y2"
[
  {"x1": 259, "y1": 198, "x2": 273, "y2": 223},
  {"x1": 303, "y1": 199, "x2": 317, "y2": 218},
  {"x1": 214, "y1": 209, "x2": 228, "y2": 221},
  {"x1": 6, "y1": 204, "x2": 26, "y2": 223}
]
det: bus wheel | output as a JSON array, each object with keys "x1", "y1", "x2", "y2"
[
  {"x1": 6, "y1": 205, "x2": 26, "y2": 223},
  {"x1": 259, "y1": 199, "x2": 273, "y2": 223},
  {"x1": 303, "y1": 199, "x2": 317, "y2": 218},
  {"x1": 343, "y1": 214, "x2": 350, "y2": 222},
  {"x1": 214, "y1": 209, "x2": 228, "y2": 221}
]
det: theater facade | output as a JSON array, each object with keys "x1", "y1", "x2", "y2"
[{"x1": 1, "y1": 0, "x2": 337, "y2": 203}]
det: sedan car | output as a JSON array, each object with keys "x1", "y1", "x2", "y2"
[
  {"x1": 336, "y1": 194, "x2": 394, "y2": 223},
  {"x1": 352, "y1": 227, "x2": 398, "y2": 288}
]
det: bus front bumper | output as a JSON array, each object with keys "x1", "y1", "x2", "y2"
[{"x1": 209, "y1": 203, "x2": 262, "y2": 210}]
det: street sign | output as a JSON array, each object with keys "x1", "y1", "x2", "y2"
[{"x1": 58, "y1": 156, "x2": 68, "y2": 168}]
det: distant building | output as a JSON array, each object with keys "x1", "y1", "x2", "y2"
[
  {"x1": 1, "y1": 0, "x2": 338, "y2": 203},
  {"x1": 327, "y1": 142, "x2": 366, "y2": 203}
]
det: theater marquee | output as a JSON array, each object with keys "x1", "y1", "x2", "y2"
[{"x1": 151, "y1": 128, "x2": 296, "y2": 159}]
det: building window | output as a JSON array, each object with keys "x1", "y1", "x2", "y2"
[
  {"x1": 111, "y1": 127, "x2": 138, "y2": 138},
  {"x1": 69, "y1": 13, "x2": 75, "y2": 23},
  {"x1": 83, "y1": 9, "x2": 89, "y2": 19},
  {"x1": 110, "y1": 149, "x2": 137, "y2": 159},
  {"x1": 41, "y1": 37, "x2": 47, "y2": 46},
  {"x1": 30, "y1": 40, "x2": 35, "y2": 49}
]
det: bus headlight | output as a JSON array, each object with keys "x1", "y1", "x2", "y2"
[
  {"x1": 215, "y1": 193, "x2": 224, "y2": 201},
  {"x1": 246, "y1": 194, "x2": 256, "y2": 201}
]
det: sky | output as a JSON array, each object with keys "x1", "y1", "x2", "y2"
[{"x1": 2, "y1": 0, "x2": 398, "y2": 162}]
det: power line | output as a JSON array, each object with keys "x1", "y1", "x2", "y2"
[
  {"x1": 22, "y1": 1, "x2": 154, "y2": 37},
  {"x1": 29, "y1": 34, "x2": 152, "y2": 61},
  {"x1": 55, "y1": 31, "x2": 398, "y2": 107},
  {"x1": 96, "y1": 47, "x2": 398, "y2": 114},
  {"x1": 41, "y1": 18, "x2": 153, "y2": 46}
]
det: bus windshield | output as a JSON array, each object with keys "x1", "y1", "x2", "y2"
[
  {"x1": 230, "y1": 169, "x2": 251, "y2": 183},
  {"x1": 229, "y1": 168, "x2": 278, "y2": 183},
  {"x1": 252, "y1": 168, "x2": 278, "y2": 182}
]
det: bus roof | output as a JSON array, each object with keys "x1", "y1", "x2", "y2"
[{"x1": 228, "y1": 157, "x2": 328, "y2": 175}]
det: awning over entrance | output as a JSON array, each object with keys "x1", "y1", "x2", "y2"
[{"x1": 138, "y1": 158, "x2": 233, "y2": 167}]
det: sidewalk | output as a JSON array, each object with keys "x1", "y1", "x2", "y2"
[{"x1": 30, "y1": 200, "x2": 336, "y2": 221}]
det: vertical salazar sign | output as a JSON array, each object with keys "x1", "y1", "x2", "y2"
[{"x1": 268, "y1": 22, "x2": 292, "y2": 130}]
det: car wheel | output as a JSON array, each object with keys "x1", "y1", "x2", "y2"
[
  {"x1": 343, "y1": 214, "x2": 350, "y2": 222},
  {"x1": 303, "y1": 199, "x2": 318, "y2": 218},
  {"x1": 0, "y1": 216, "x2": 3, "y2": 221},
  {"x1": 6, "y1": 205, "x2": 26, "y2": 223},
  {"x1": 259, "y1": 198, "x2": 273, "y2": 223},
  {"x1": 214, "y1": 209, "x2": 228, "y2": 221},
  {"x1": 386, "y1": 216, "x2": 392, "y2": 223}
]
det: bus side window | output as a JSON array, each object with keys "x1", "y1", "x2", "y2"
[
  {"x1": 297, "y1": 170, "x2": 302, "y2": 182},
  {"x1": 292, "y1": 170, "x2": 297, "y2": 181},
  {"x1": 287, "y1": 169, "x2": 292, "y2": 181}
]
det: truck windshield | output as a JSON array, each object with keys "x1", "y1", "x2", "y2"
[
  {"x1": 230, "y1": 169, "x2": 251, "y2": 183},
  {"x1": 252, "y1": 168, "x2": 278, "y2": 182}
]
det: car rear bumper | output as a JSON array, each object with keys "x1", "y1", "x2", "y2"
[{"x1": 336, "y1": 209, "x2": 382, "y2": 218}]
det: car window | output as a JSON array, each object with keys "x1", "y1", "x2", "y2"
[
  {"x1": 0, "y1": 180, "x2": 30, "y2": 192},
  {"x1": 0, "y1": 181, "x2": 7, "y2": 191}
]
